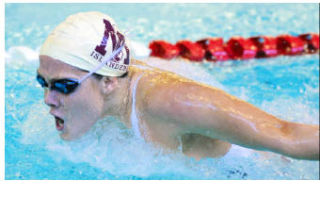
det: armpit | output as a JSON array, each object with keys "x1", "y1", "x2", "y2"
[{"x1": 180, "y1": 133, "x2": 231, "y2": 160}]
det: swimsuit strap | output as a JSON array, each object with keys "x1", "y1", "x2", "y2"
[{"x1": 130, "y1": 73, "x2": 144, "y2": 138}]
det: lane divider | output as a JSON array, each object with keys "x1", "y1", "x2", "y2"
[{"x1": 149, "y1": 33, "x2": 319, "y2": 62}]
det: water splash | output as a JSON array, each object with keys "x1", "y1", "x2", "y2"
[
  {"x1": 5, "y1": 3, "x2": 319, "y2": 179},
  {"x1": 5, "y1": 46, "x2": 39, "y2": 69},
  {"x1": 14, "y1": 58, "x2": 319, "y2": 180}
]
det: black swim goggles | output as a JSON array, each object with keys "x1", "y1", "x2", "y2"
[
  {"x1": 36, "y1": 44, "x2": 125, "y2": 95},
  {"x1": 36, "y1": 75, "x2": 80, "y2": 94}
]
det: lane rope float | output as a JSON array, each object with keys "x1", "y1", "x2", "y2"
[{"x1": 149, "y1": 33, "x2": 319, "y2": 62}]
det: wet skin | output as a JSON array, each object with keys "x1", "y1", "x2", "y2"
[
  {"x1": 129, "y1": 60, "x2": 319, "y2": 160},
  {"x1": 38, "y1": 56, "x2": 320, "y2": 160},
  {"x1": 38, "y1": 55, "x2": 105, "y2": 140}
]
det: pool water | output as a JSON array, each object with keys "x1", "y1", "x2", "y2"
[{"x1": 5, "y1": 3, "x2": 319, "y2": 179}]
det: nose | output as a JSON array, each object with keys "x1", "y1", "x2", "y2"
[{"x1": 44, "y1": 89, "x2": 60, "y2": 107}]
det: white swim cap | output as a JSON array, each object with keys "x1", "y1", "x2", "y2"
[{"x1": 40, "y1": 11, "x2": 130, "y2": 77}]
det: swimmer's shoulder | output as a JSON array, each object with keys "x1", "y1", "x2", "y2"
[
  {"x1": 130, "y1": 59, "x2": 230, "y2": 101},
  {"x1": 130, "y1": 59, "x2": 184, "y2": 78}
]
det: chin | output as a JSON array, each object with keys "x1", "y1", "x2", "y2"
[
  {"x1": 60, "y1": 128, "x2": 88, "y2": 141},
  {"x1": 60, "y1": 132, "x2": 78, "y2": 141}
]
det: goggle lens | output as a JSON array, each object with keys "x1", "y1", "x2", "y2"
[{"x1": 36, "y1": 75, "x2": 79, "y2": 94}]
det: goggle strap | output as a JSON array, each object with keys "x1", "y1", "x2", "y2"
[{"x1": 78, "y1": 44, "x2": 125, "y2": 83}]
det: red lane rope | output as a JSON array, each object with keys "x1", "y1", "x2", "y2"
[{"x1": 149, "y1": 33, "x2": 319, "y2": 62}]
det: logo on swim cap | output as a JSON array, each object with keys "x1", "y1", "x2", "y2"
[
  {"x1": 90, "y1": 19, "x2": 130, "y2": 73},
  {"x1": 40, "y1": 12, "x2": 130, "y2": 77}
]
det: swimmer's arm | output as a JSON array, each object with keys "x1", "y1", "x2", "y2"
[{"x1": 146, "y1": 81, "x2": 319, "y2": 160}]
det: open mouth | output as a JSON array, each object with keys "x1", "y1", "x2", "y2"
[{"x1": 54, "y1": 116, "x2": 65, "y2": 131}]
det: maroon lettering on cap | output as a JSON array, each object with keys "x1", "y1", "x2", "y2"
[
  {"x1": 95, "y1": 19, "x2": 115, "y2": 56},
  {"x1": 116, "y1": 32, "x2": 125, "y2": 50},
  {"x1": 124, "y1": 45, "x2": 130, "y2": 65},
  {"x1": 112, "y1": 32, "x2": 125, "y2": 62},
  {"x1": 94, "y1": 18, "x2": 130, "y2": 67}
]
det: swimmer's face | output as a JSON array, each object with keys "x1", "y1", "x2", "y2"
[{"x1": 37, "y1": 55, "x2": 105, "y2": 140}]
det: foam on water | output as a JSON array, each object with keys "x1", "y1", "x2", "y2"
[
  {"x1": 20, "y1": 100, "x2": 211, "y2": 179},
  {"x1": 5, "y1": 46, "x2": 39, "y2": 69},
  {"x1": 6, "y1": 45, "x2": 318, "y2": 179},
  {"x1": 18, "y1": 100, "x2": 319, "y2": 179},
  {"x1": 5, "y1": 3, "x2": 319, "y2": 179},
  {"x1": 260, "y1": 97, "x2": 319, "y2": 124}
]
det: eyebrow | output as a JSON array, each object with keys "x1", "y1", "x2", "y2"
[
  {"x1": 36, "y1": 70, "x2": 78, "y2": 84},
  {"x1": 36, "y1": 70, "x2": 49, "y2": 82},
  {"x1": 36, "y1": 71, "x2": 44, "y2": 80}
]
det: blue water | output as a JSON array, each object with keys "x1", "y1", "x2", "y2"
[{"x1": 5, "y1": 3, "x2": 319, "y2": 179}]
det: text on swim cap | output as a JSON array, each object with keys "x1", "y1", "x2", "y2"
[
  {"x1": 90, "y1": 50, "x2": 129, "y2": 73},
  {"x1": 95, "y1": 19, "x2": 115, "y2": 56},
  {"x1": 93, "y1": 19, "x2": 130, "y2": 65}
]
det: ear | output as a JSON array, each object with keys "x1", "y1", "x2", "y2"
[{"x1": 99, "y1": 76, "x2": 119, "y2": 95}]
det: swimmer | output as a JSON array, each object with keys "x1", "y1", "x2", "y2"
[{"x1": 37, "y1": 12, "x2": 319, "y2": 161}]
